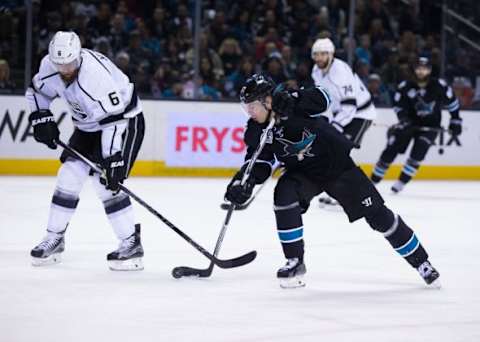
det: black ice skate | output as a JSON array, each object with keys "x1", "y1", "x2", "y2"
[
  {"x1": 417, "y1": 261, "x2": 441, "y2": 288},
  {"x1": 31, "y1": 229, "x2": 66, "y2": 266},
  {"x1": 391, "y1": 180, "x2": 406, "y2": 194},
  {"x1": 107, "y1": 224, "x2": 144, "y2": 271},
  {"x1": 277, "y1": 258, "x2": 306, "y2": 289}
]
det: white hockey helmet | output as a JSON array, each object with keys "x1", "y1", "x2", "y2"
[
  {"x1": 48, "y1": 31, "x2": 81, "y2": 70},
  {"x1": 311, "y1": 38, "x2": 335, "y2": 58}
]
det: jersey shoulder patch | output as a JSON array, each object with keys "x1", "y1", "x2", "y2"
[
  {"x1": 438, "y1": 78, "x2": 448, "y2": 87},
  {"x1": 398, "y1": 80, "x2": 407, "y2": 89}
]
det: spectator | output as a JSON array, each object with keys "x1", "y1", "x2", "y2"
[
  {"x1": 37, "y1": 11, "x2": 62, "y2": 56},
  {"x1": 87, "y1": 2, "x2": 112, "y2": 39},
  {"x1": 367, "y1": 73, "x2": 392, "y2": 107},
  {"x1": 218, "y1": 38, "x2": 242, "y2": 77},
  {"x1": 149, "y1": 7, "x2": 170, "y2": 41},
  {"x1": 137, "y1": 18, "x2": 161, "y2": 58},
  {"x1": 355, "y1": 58, "x2": 370, "y2": 85},
  {"x1": 295, "y1": 59, "x2": 314, "y2": 89},
  {"x1": 355, "y1": 34, "x2": 371, "y2": 66},
  {"x1": 151, "y1": 64, "x2": 168, "y2": 98},
  {"x1": 110, "y1": 13, "x2": 128, "y2": 53},
  {"x1": 452, "y1": 77, "x2": 474, "y2": 109},
  {"x1": 94, "y1": 36, "x2": 113, "y2": 59},
  {"x1": 281, "y1": 45, "x2": 296, "y2": 79},
  {"x1": 229, "y1": 10, "x2": 253, "y2": 50},
  {"x1": 225, "y1": 56, "x2": 255, "y2": 98},
  {"x1": 263, "y1": 53, "x2": 287, "y2": 84},
  {"x1": 380, "y1": 47, "x2": 401, "y2": 93},
  {"x1": 125, "y1": 30, "x2": 150, "y2": 71},
  {"x1": 0, "y1": 59, "x2": 15, "y2": 93},
  {"x1": 114, "y1": 51, "x2": 131, "y2": 77}
]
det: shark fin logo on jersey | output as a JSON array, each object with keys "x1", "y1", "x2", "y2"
[
  {"x1": 277, "y1": 129, "x2": 317, "y2": 161},
  {"x1": 415, "y1": 97, "x2": 436, "y2": 117}
]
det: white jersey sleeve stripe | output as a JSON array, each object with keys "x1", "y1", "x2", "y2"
[
  {"x1": 85, "y1": 50, "x2": 111, "y2": 75},
  {"x1": 76, "y1": 79, "x2": 108, "y2": 114}
]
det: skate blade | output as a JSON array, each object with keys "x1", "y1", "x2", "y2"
[
  {"x1": 31, "y1": 253, "x2": 62, "y2": 266},
  {"x1": 108, "y1": 257, "x2": 144, "y2": 271},
  {"x1": 426, "y1": 278, "x2": 442, "y2": 289},
  {"x1": 279, "y1": 275, "x2": 306, "y2": 289}
]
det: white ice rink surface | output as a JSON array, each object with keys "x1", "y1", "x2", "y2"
[{"x1": 1, "y1": 176, "x2": 479, "y2": 342}]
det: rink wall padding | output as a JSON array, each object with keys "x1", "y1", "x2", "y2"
[{"x1": 1, "y1": 95, "x2": 479, "y2": 179}]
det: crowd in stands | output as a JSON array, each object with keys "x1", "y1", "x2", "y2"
[{"x1": 1, "y1": 0, "x2": 479, "y2": 108}]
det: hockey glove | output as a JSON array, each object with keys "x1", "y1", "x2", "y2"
[
  {"x1": 272, "y1": 85, "x2": 296, "y2": 120},
  {"x1": 448, "y1": 118, "x2": 462, "y2": 136},
  {"x1": 388, "y1": 119, "x2": 412, "y2": 138},
  {"x1": 225, "y1": 172, "x2": 255, "y2": 205},
  {"x1": 100, "y1": 152, "x2": 127, "y2": 192},
  {"x1": 393, "y1": 119, "x2": 412, "y2": 131},
  {"x1": 28, "y1": 110, "x2": 59, "y2": 149}
]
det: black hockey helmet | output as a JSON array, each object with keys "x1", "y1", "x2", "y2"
[
  {"x1": 414, "y1": 56, "x2": 432, "y2": 69},
  {"x1": 240, "y1": 74, "x2": 276, "y2": 104}
]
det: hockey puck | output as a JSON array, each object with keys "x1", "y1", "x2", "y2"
[{"x1": 438, "y1": 148, "x2": 444, "y2": 155}]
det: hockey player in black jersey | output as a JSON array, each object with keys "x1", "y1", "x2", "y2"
[
  {"x1": 225, "y1": 74, "x2": 440, "y2": 288},
  {"x1": 371, "y1": 57, "x2": 462, "y2": 192}
]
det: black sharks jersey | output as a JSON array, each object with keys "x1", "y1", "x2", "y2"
[
  {"x1": 243, "y1": 87, "x2": 356, "y2": 182},
  {"x1": 393, "y1": 78, "x2": 460, "y2": 126}
]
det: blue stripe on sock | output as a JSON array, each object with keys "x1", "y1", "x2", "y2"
[
  {"x1": 404, "y1": 164, "x2": 416, "y2": 172},
  {"x1": 374, "y1": 166, "x2": 386, "y2": 176},
  {"x1": 395, "y1": 234, "x2": 419, "y2": 256},
  {"x1": 403, "y1": 165, "x2": 417, "y2": 175},
  {"x1": 278, "y1": 227, "x2": 303, "y2": 243}
]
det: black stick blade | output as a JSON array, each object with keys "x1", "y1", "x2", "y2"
[
  {"x1": 171, "y1": 266, "x2": 213, "y2": 278},
  {"x1": 220, "y1": 203, "x2": 247, "y2": 211},
  {"x1": 213, "y1": 250, "x2": 257, "y2": 269}
]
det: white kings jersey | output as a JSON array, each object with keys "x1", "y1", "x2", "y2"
[
  {"x1": 311, "y1": 58, "x2": 376, "y2": 127},
  {"x1": 25, "y1": 49, "x2": 142, "y2": 158}
]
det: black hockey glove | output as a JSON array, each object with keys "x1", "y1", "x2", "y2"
[
  {"x1": 225, "y1": 172, "x2": 255, "y2": 205},
  {"x1": 272, "y1": 85, "x2": 296, "y2": 120},
  {"x1": 28, "y1": 110, "x2": 59, "y2": 149},
  {"x1": 100, "y1": 152, "x2": 127, "y2": 192},
  {"x1": 388, "y1": 119, "x2": 412, "y2": 138},
  {"x1": 448, "y1": 118, "x2": 462, "y2": 136},
  {"x1": 393, "y1": 119, "x2": 412, "y2": 131}
]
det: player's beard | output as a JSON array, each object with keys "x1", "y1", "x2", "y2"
[
  {"x1": 415, "y1": 73, "x2": 430, "y2": 86},
  {"x1": 316, "y1": 60, "x2": 329, "y2": 70},
  {"x1": 60, "y1": 69, "x2": 79, "y2": 84}
]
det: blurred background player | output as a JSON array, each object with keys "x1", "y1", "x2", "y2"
[
  {"x1": 25, "y1": 31, "x2": 145, "y2": 270},
  {"x1": 310, "y1": 38, "x2": 377, "y2": 207},
  {"x1": 225, "y1": 74, "x2": 440, "y2": 289},
  {"x1": 371, "y1": 56, "x2": 462, "y2": 193}
]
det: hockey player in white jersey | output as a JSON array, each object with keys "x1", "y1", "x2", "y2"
[
  {"x1": 25, "y1": 31, "x2": 145, "y2": 271},
  {"x1": 311, "y1": 38, "x2": 377, "y2": 207}
]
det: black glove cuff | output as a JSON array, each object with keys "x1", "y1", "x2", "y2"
[{"x1": 28, "y1": 110, "x2": 55, "y2": 126}]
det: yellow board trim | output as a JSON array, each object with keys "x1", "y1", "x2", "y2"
[{"x1": 0, "y1": 159, "x2": 479, "y2": 179}]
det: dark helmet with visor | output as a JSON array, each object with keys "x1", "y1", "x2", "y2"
[
  {"x1": 240, "y1": 74, "x2": 275, "y2": 104},
  {"x1": 239, "y1": 74, "x2": 276, "y2": 118}
]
